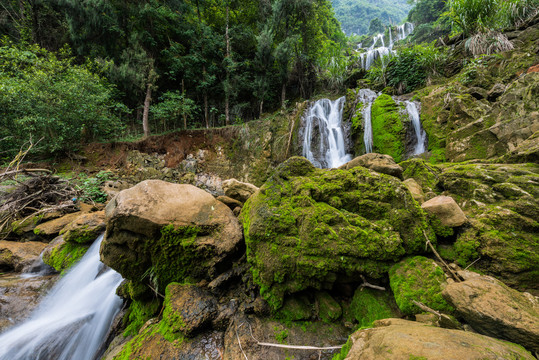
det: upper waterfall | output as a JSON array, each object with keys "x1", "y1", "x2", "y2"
[
  {"x1": 302, "y1": 97, "x2": 352, "y2": 168},
  {"x1": 0, "y1": 235, "x2": 123, "y2": 360}
]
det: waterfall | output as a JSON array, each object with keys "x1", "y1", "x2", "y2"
[
  {"x1": 0, "y1": 234, "x2": 123, "y2": 360},
  {"x1": 355, "y1": 89, "x2": 379, "y2": 154},
  {"x1": 358, "y1": 22, "x2": 415, "y2": 70},
  {"x1": 302, "y1": 97, "x2": 352, "y2": 168},
  {"x1": 404, "y1": 101, "x2": 427, "y2": 155}
]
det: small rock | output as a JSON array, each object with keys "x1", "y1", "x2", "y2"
[
  {"x1": 222, "y1": 179, "x2": 259, "y2": 203},
  {"x1": 216, "y1": 195, "x2": 243, "y2": 210},
  {"x1": 421, "y1": 195, "x2": 467, "y2": 227},
  {"x1": 403, "y1": 178, "x2": 425, "y2": 203},
  {"x1": 442, "y1": 275, "x2": 539, "y2": 352},
  {"x1": 0, "y1": 241, "x2": 47, "y2": 272},
  {"x1": 339, "y1": 153, "x2": 403, "y2": 179},
  {"x1": 162, "y1": 283, "x2": 217, "y2": 337},
  {"x1": 61, "y1": 211, "x2": 105, "y2": 243}
]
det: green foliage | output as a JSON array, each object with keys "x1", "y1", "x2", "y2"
[
  {"x1": 76, "y1": 171, "x2": 115, "y2": 203},
  {"x1": 408, "y1": 0, "x2": 447, "y2": 25},
  {"x1": 446, "y1": 0, "x2": 539, "y2": 36},
  {"x1": 0, "y1": 42, "x2": 125, "y2": 157},
  {"x1": 385, "y1": 43, "x2": 444, "y2": 94},
  {"x1": 368, "y1": 18, "x2": 385, "y2": 35},
  {"x1": 151, "y1": 91, "x2": 199, "y2": 130},
  {"x1": 330, "y1": 0, "x2": 411, "y2": 35}
]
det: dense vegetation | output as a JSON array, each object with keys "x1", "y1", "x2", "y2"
[
  {"x1": 330, "y1": 0, "x2": 411, "y2": 35},
  {"x1": 0, "y1": 0, "x2": 345, "y2": 157}
]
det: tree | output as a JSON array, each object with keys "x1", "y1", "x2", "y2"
[{"x1": 368, "y1": 17, "x2": 385, "y2": 35}]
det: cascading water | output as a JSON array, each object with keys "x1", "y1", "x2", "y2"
[
  {"x1": 358, "y1": 22, "x2": 415, "y2": 70},
  {"x1": 403, "y1": 100, "x2": 427, "y2": 155},
  {"x1": 0, "y1": 234, "x2": 123, "y2": 360},
  {"x1": 302, "y1": 97, "x2": 352, "y2": 168},
  {"x1": 355, "y1": 89, "x2": 379, "y2": 154}
]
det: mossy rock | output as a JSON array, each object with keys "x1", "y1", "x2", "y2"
[
  {"x1": 350, "y1": 287, "x2": 401, "y2": 328},
  {"x1": 42, "y1": 237, "x2": 89, "y2": 272},
  {"x1": 275, "y1": 295, "x2": 313, "y2": 322},
  {"x1": 400, "y1": 158, "x2": 441, "y2": 192},
  {"x1": 315, "y1": 291, "x2": 342, "y2": 323},
  {"x1": 436, "y1": 163, "x2": 539, "y2": 290},
  {"x1": 370, "y1": 94, "x2": 406, "y2": 162},
  {"x1": 122, "y1": 298, "x2": 161, "y2": 336},
  {"x1": 389, "y1": 256, "x2": 454, "y2": 316},
  {"x1": 242, "y1": 157, "x2": 435, "y2": 310}
]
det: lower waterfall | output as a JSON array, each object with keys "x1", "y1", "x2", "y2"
[
  {"x1": 302, "y1": 97, "x2": 352, "y2": 168},
  {"x1": 0, "y1": 234, "x2": 123, "y2": 360},
  {"x1": 403, "y1": 100, "x2": 427, "y2": 155}
]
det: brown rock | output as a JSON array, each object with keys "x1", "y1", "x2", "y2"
[
  {"x1": 34, "y1": 212, "x2": 85, "y2": 239},
  {"x1": 403, "y1": 178, "x2": 425, "y2": 203},
  {"x1": 0, "y1": 241, "x2": 47, "y2": 272},
  {"x1": 344, "y1": 318, "x2": 535, "y2": 360},
  {"x1": 222, "y1": 179, "x2": 259, "y2": 203},
  {"x1": 339, "y1": 153, "x2": 403, "y2": 179},
  {"x1": 216, "y1": 195, "x2": 243, "y2": 210},
  {"x1": 421, "y1": 195, "x2": 467, "y2": 227},
  {"x1": 442, "y1": 275, "x2": 539, "y2": 352},
  {"x1": 61, "y1": 211, "x2": 105, "y2": 244},
  {"x1": 487, "y1": 83, "x2": 506, "y2": 102},
  {"x1": 101, "y1": 180, "x2": 243, "y2": 287},
  {"x1": 162, "y1": 283, "x2": 217, "y2": 337}
]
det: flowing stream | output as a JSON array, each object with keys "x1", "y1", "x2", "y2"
[
  {"x1": 302, "y1": 97, "x2": 352, "y2": 168},
  {"x1": 358, "y1": 22, "x2": 415, "y2": 70},
  {"x1": 356, "y1": 89, "x2": 379, "y2": 154},
  {"x1": 0, "y1": 235, "x2": 123, "y2": 360},
  {"x1": 404, "y1": 100, "x2": 427, "y2": 155}
]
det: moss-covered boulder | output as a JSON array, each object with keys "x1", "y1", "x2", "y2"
[
  {"x1": 389, "y1": 256, "x2": 453, "y2": 316},
  {"x1": 371, "y1": 94, "x2": 406, "y2": 162},
  {"x1": 42, "y1": 236, "x2": 89, "y2": 272},
  {"x1": 61, "y1": 211, "x2": 105, "y2": 244},
  {"x1": 242, "y1": 157, "x2": 435, "y2": 309},
  {"x1": 437, "y1": 163, "x2": 539, "y2": 290},
  {"x1": 349, "y1": 288, "x2": 401, "y2": 328},
  {"x1": 100, "y1": 180, "x2": 243, "y2": 290}
]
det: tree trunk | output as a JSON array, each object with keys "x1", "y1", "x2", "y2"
[
  {"x1": 142, "y1": 82, "x2": 152, "y2": 138},
  {"x1": 281, "y1": 82, "x2": 286, "y2": 110},
  {"x1": 224, "y1": 3, "x2": 230, "y2": 126},
  {"x1": 204, "y1": 89, "x2": 209, "y2": 129},
  {"x1": 182, "y1": 79, "x2": 187, "y2": 130},
  {"x1": 259, "y1": 99, "x2": 263, "y2": 118}
]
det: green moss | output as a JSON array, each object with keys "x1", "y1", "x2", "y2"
[
  {"x1": 453, "y1": 229, "x2": 480, "y2": 267},
  {"x1": 43, "y1": 242, "x2": 89, "y2": 272},
  {"x1": 400, "y1": 158, "x2": 441, "y2": 191},
  {"x1": 350, "y1": 288, "x2": 400, "y2": 328},
  {"x1": 389, "y1": 256, "x2": 454, "y2": 316},
  {"x1": 274, "y1": 328, "x2": 289, "y2": 344},
  {"x1": 429, "y1": 215, "x2": 454, "y2": 238},
  {"x1": 332, "y1": 336, "x2": 352, "y2": 360},
  {"x1": 275, "y1": 295, "x2": 313, "y2": 322},
  {"x1": 370, "y1": 94, "x2": 406, "y2": 162},
  {"x1": 243, "y1": 157, "x2": 435, "y2": 310},
  {"x1": 315, "y1": 292, "x2": 342, "y2": 323},
  {"x1": 123, "y1": 298, "x2": 161, "y2": 337},
  {"x1": 62, "y1": 225, "x2": 100, "y2": 244}
]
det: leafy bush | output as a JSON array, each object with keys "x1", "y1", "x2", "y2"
[
  {"x1": 151, "y1": 91, "x2": 199, "y2": 131},
  {"x1": 0, "y1": 42, "x2": 126, "y2": 157},
  {"x1": 76, "y1": 171, "x2": 115, "y2": 203},
  {"x1": 369, "y1": 44, "x2": 444, "y2": 94},
  {"x1": 447, "y1": 0, "x2": 539, "y2": 36}
]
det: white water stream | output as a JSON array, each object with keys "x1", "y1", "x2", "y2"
[
  {"x1": 356, "y1": 89, "x2": 379, "y2": 154},
  {"x1": 404, "y1": 100, "x2": 427, "y2": 155},
  {"x1": 0, "y1": 235, "x2": 123, "y2": 360},
  {"x1": 302, "y1": 97, "x2": 352, "y2": 168},
  {"x1": 358, "y1": 22, "x2": 415, "y2": 70}
]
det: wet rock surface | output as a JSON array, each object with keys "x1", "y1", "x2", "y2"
[{"x1": 0, "y1": 241, "x2": 48, "y2": 272}]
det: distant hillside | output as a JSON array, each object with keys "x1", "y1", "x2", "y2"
[{"x1": 331, "y1": 0, "x2": 411, "y2": 35}]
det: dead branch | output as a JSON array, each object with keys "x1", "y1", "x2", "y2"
[
  {"x1": 360, "y1": 275, "x2": 386, "y2": 291},
  {"x1": 244, "y1": 322, "x2": 344, "y2": 351},
  {"x1": 464, "y1": 257, "x2": 481, "y2": 270},
  {"x1": 412, "y1": 300, "x2": 456, "y2": 325},
  {"x1": 423, "y1": 230, "x2": 463, "y2": 282},
  {"x1": 0, "y1": 169, "x2": 52, "y2": 179}
]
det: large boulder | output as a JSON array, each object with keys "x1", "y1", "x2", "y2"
[
  {"x1": 222, "y1": 178, "x2": 259, "y2": 203},
  {"x1": 421, "y1": 195, "x2": 467, "y2": 227},
  {"x1": 389, "y1": 256, "x2": 453, "y2": 316},
  {"x1": 100, "y1": 180, "x2": 243, "y2": 289},
  {"x1": 436, "y1": 163, "x2": 539, "y2": 290},
  {"x1": 442, "y1": 275, "x2": 539, "y2": 352},
  {"x1": 0, "y1": 241, "x2": 47, "y2": 272},
  {"x1": 61, "y1": 211, "x2": 105, "y2": 244},
  {"x1": 342, "y1": 318, "x2": 535, "y2": 360},
  {"x1": 339, "y1": 153, "x2": 403, "y2": 180},
  {"x1": 242, "y1": 157, "x2": 434, "y2": 309}
]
